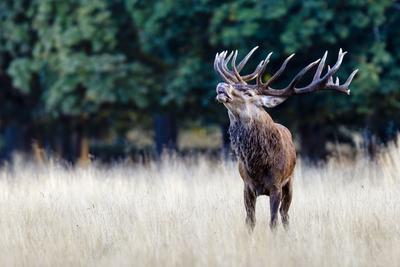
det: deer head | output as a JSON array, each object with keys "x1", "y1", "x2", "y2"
[{"x1": 214, "y1": 47, "x2": 358, "y2": 118}]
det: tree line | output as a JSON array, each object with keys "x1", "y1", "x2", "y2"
[{"x1": 1, "y1": 0, "x2": 399, "y2": 162}]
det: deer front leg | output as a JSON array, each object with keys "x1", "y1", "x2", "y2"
[
  {"x1": 244, "y1": 185, "x2": 256, "y2": 231},
  {"x1": 269, "y1": 187, "x2": 282, "y2": 230},
  {"x1": 280, "y1": 179, "x2": 293, "y2": 230}
]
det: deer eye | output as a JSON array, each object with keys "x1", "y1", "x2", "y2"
[{"x1": 243, "y1": 91, "x2": 253, "y2": 97}]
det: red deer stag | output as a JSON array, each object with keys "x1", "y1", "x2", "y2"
[{"x1": 214, "y1": 47, "x2": 358, "y2": 230}]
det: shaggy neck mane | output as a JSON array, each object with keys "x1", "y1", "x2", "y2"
[{"x1": 229, "y1": 115, "x2": 282, "y2": 178}]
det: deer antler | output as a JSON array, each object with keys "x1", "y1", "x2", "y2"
[
  {"x1": 214, "y1": 47, "x2": 358, "y2": 97},
  {"x1": 214, "y1": 47, "x2": 271, "y2": 84}
]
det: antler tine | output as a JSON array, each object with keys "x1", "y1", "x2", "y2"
[
  {"x1": 214, "y1": 52, "x2": 231, "y2": 83},
  {"x1": 343, "y1": 69, "x2": 359, "y2": 87},
  {"x1": 293, "y1": 49, "x2": 356, "y2": 95},
  {"x1": 214, "y1": 53, "x2": 222, "y2": 75},
  {"x1": 237, "y1": 46, "x2": 258, "y2": 72},
  {"x1": 232, "y1": 50, "x2": 245, "y2": 83},
  {"x1": 313, "y1": 51, "x2": 328, "y2": 81},
  {"x1": 259, "y1": 58, "x2": 321, "y2": 96},
  {"x1": 264, "y1": 53, "x2": 295, "y2": 87},
  {"x1": 325, "y1": 68, "x2": 359, "y2": 94},
  {"x1": 214, "y1": 47, "x2": 265, "y2": 85},
  {"x1": 213, "y1": 53, "x2": 219, "y2": 72},
  {"x1": 256, "y1": 52, "x2": 273, "y2": 86},
  {"x1": 215, "y1": 51, "x2": 238, "y2": 84},
  {"x1": 320, "y1": 49, "x2": 346, "y2": 82},
  {"x1": 327, "y1": 65, "x2": 333, "y2": 84},
  {"x1": 241, "y1": 59, "x2": 266, "y2": 81},
  {"x1": 286, "y1": 59, "x2": 322, "y2": 90},
  {"x1": 214, "y1": 53, "x2": 228, "y2": 82},
  {"x1": 223, "y1": 51, "x2": 240, "y2": 82},
  {"x1": 224, "y1": 51, "x2": 234, "y2": 65}
]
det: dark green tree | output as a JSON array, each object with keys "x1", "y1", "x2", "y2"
[{"x1": 1, "y1": 0, "x2": 400, "y2": 162}]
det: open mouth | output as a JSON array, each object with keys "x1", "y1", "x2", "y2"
[
  {"x1": 216, "y1": 84, "x2": 231, "y2": 103},
  {"x1": 216, "y1": 92, "x2": 231, "y2": 103}
]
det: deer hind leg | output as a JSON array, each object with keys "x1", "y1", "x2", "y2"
[
  {"x1": 244, "y1": 185, "x2": 256, "y2": 231},
  {"x1": 280, "y1": 179, "x2": 293, "y2": 230},
  {"x1": 269, "y1": 187, "x2": 282, "y2": 230}
]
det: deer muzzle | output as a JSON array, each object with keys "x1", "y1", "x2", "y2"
[{"x1": 216, "y1": 83, "x2": 232, "y2": 103}]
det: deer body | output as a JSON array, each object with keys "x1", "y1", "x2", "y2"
[
  {"x1": 228, "y1": 107, "x2": 296, "y2": 229},
  {"x1": 214, "y1": 47, "x2": 357, "y2": 230},
  {"x1": 229, "y1": 112, "x2": 296, "y2": 186}
]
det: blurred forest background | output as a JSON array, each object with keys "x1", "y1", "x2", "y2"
[{"x1": 1, "y1": 0, "x2": 400, "y2": 163}]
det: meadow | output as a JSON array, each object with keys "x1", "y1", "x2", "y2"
[{"x1": 0, "y1": 147, "x2": 399, "y2": 267}]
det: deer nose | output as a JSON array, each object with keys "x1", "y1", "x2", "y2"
[{"x1": 216, "y1": 83, "x2": 227, "y2": 94}]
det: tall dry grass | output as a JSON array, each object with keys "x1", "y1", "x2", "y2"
[{"x1": 0, "y1": 147, "x2": 400, "y2": 267}]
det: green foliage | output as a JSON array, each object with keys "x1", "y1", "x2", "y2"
[
  {"x1": 1, "y1": 0, "x2": 400, "y2": 155},
  {"x1": 18, "y1": 1, "x2": 146, "y2": 117}
]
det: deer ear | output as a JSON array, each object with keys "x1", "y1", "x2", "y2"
[{"x1": 260, "y1": 96, "x2": 288, "y2": 108}]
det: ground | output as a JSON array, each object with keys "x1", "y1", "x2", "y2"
[{"x1": 0, "y1": 148, "x2": 399, "y2": 267}]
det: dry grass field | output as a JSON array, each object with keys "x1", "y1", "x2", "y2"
[{"x1": 0, "y1": 146, "x2": 400, "y2": 267}]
